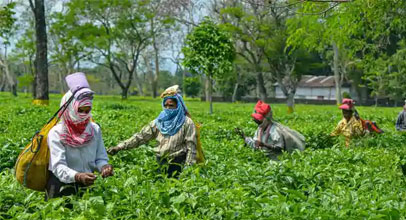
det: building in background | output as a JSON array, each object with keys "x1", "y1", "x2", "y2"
[{"x1": 275, "y1": 75, "x2": 354, "y2": 101}]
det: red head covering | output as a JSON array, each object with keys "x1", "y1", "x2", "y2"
[
  {"x1": 251, "y1": 100, "x2": 271, "y2": 121},
  {"x1": 339, "y1": 98, "x2": 354, "y2": 110}
]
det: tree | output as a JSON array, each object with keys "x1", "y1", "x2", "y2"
[
  {"x1": 182, "y1": 18, "x2": 235, "y2": 114},
  {"x1": 287, "y1": 1, "x2": 355, "y2": 105},
  {"x1": 345, "y1": 0, "x2": 406, "y2": 103},
  {"x1": 48, "y1": 10, "x2": 88, "y2": 94},
  {"x1": 65, "y1": 0, "x2": 152, "y2": 99},
  {"x1": 217, "y1": 0, "x2": 269, "y2": 101},
  {"x1": 0, "y1": 2, "x2": 17, "y2": 96},
  {"x1": 184, "y1": 76, "x2": 201, "y2": 98},
  {"x1": 143, "y1": 0, "x2": 182, "y2": 98},
  {"x1": 29, "y1": 0, "x2": 49, "y2": 105},
  {"x1": 288, "y1": 0, "x2": 406, "y2": 104},
  {"x1": 258, "y1": 1, "x2": 302, "y2": 113}
]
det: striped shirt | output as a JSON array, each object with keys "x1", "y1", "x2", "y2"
[
  {"x1": 116, "y1": 117, "x2": 197, "y2": 165},
  {"x1": 245, "y1": 123, "x2": 284, "y2": 160}
]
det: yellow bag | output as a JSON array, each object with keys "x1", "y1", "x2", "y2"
[
  {"x1": 15, "y1": 94, "x2": 75, "y2": 191},
  {"x1": 194, "y1": 121, "x2": 205, "y2": 164},
  {"x1": 14, "y1": 117, "x2": 59, "y2": 191}
]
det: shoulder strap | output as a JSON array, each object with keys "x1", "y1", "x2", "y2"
[{"x1": 45, "y1": 89, "x2": 80, "y2": 124}]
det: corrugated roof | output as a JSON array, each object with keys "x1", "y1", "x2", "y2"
[
  {"x1": 274, "y1": 75, "x2": 350, "y2": 88},
  {"x1": 299, "y1": 75, "x2": 351, "y2": 88},
  {"x1": 299, "y1": 75, "x2": 335, "y2": 87}
]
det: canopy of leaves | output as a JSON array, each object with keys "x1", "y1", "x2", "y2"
[
  {"x1": 287, "y1": 0, "x2": 406, "y2": 100},
  {"x1": 0, "y1": 3, "x2": 16, "y2": 45},
  {"x1": 182, "y1": 17, "x2": 235, "y2": 79}
]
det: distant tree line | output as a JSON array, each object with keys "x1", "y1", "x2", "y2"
[{"x1": 1, "y1": 0, "x2": 406, "y2": 112}]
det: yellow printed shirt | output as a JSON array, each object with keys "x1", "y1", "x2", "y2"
[
  {"x1": 116, "y1": 117, "x2": 197, "y2": 165},
  {"x1": 330, "y1": 116, "x2": 364, "y2": 146}
]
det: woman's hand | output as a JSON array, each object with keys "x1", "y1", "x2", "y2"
[
  {"x1": 75, "y1": 173, "x2": 97, "y2": 186},
  {"x1": 107, "y1": 146, "x2": 121, "y2": 155},
  {"x1": 234, "y1": 128, "x2": 246, "y2": 139},
  {"x1": 101, "y1": 164, "x2": 114, "y2": 178}
]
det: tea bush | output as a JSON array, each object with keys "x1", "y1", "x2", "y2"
[{"x1": 1, "y1": 93, "x2": 406, "y2": 219}]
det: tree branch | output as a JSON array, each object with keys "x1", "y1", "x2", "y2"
[{"x1": 28, "y1": 0, "x2": 35, "y2": 12}]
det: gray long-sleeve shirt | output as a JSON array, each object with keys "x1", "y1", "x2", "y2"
[
  {"x1": 396, "y1": 111, "x2": 406, "y2": 131},
  {"x1": 47, "y1": 122, "x2": 109, "y2": 183}
]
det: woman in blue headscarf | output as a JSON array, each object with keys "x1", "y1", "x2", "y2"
[{"x1": 107, "y1": 85, "x2": 197, "y2": 178}]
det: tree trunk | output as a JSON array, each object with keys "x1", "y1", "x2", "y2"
[
  {"x1": 58, "y1": 67, "x2": 65, "y2": 94},
  {"x1": 121, "y1": 87, "x2": 129, "y2": 99},
  {"x1": 287, "y1": 92, "x2": 295, "y2": 113},
  {"x1": 332, "y1": 41, "x2": 342, "y2": 105},
  {"x1": 144, "y1": 55, "x2": 154, "y2": 96},
  {"x1": 31, "y1": 0, "x2": 49, "y2": 104},
  {"x1": 205, "y1": 76, "x2": 210, "y2": 102},
  {"x1": 208, "y1": 75, "x2": 213, "y2": 114},
  {"x1": 256, "y1": 71, "x2": 267, "y2": 101},
  {"x1": 152, "y1": 33, "x2": 160, "y2": 98},
  {"x1": 182, "y1": 70, "x2": 186, "y2": 98},
  {"x1": 135, "y1": 79, "x2": 144, "y2": 96},
  {"x1": 0, "y1": 59, "x2": 17, "y2": 96},
  {"x1": 11, "y1": 84, "x2": 17, "y2": 97},
  {"x1": 0, "y1": 74, "x2": 6, "y2": 91},
  {"x1": 232, "y1": 82, "x2": 239, "y2": 103}
]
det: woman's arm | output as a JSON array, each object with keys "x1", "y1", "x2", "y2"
[
  {"x1": 48, "y1": 129, "x2": 78, "y2": 183},
  {"x1": 108, "y1": 121, "x2": 158, "y2": 154},
  {"x1": 185, "y1": 119, "x2": 197, "y2": 165}
]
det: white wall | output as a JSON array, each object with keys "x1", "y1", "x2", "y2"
[{"x1": 275, "y1": 87, "x2": 351, "y2": 100}]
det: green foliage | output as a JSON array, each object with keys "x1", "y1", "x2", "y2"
[
  {"x1": 17, "y1": 74, "x2": 34, "y2": 90},
  {"x1": 287, "y1": 0, "x2": 406, "y2": 101},
  {"x1": 0, "y1": 2, "x2": 16, "y2": 44},
  {"x1": 1, "y1": 93, "x2": 406, "y2": 219},
  {"x1": 342, "y1": 91, "x2": 351, "y2": 99},
  {"x1": 184, "y1": 76, "x2": 201, "y2": 98},
  {"x1": 157, "y1": 70, "x2": 176, "y2": 92},
  {"x1": 182, "y1": 17, "x2": 235, "y2": 79}
]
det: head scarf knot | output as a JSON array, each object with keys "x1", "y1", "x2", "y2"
[
  {"x1": 156, "y1": 85, "x2": 188, "y2": 136},
  {"x1": 59, "y1": 90, "x2": 94, "y2": 147}
]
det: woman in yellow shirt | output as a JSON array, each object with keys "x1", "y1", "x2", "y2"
[{"x1": 330, "y1": 99, "x2": 364, "y2": 147}]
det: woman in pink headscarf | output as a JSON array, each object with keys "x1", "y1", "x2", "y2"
[
  {"x1": 330, "y1": 98, "x2": 364, "y2": 147},
  {"x1": 46, "y1": 72, "x2": 113, "y2": 200}
]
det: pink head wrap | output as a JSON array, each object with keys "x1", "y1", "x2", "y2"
[
  {"x1": 339, "y1": 98, "x2": 354, "y2": 110},
  {"x1": 59, "y1": 91, "x2": 94, "y2": 147},
  {"x1": 59, "y1": 72, "x2": 95, "y2": 147}
]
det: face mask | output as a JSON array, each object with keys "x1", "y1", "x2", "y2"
[{"x1": 253, "y1": 119, "x2": 262, "y2": 125}]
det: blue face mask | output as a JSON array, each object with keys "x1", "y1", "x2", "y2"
[
  {"x1": 155, "y1": 95, "x2": 187, "y2": 136},
  {"x1": 158, "y1": 108, "x2": 178, "y2": 121}
]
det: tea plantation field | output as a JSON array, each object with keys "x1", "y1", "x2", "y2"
[{"x1": 1, "y1": 93, "x2": 406, "y2": 219}]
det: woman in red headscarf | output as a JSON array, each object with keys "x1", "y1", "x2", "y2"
[
  {"x1": 330, "y1": 98, "x2": 364, "y2": 147},
  {"x1": 235, "y1": 100, "x2": 305, "y2": 160}
]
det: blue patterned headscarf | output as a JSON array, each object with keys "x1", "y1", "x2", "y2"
[{"x1": 155, "y1": 94, "x2": 188, "y2": 136}]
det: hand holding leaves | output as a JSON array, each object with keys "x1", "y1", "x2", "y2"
[
  {"x1": 75, "y1": 173, "x2": 97, "y2": 186},
  {"x1": 234, "y1": 128, "x2": 246, "y2": 139}
]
